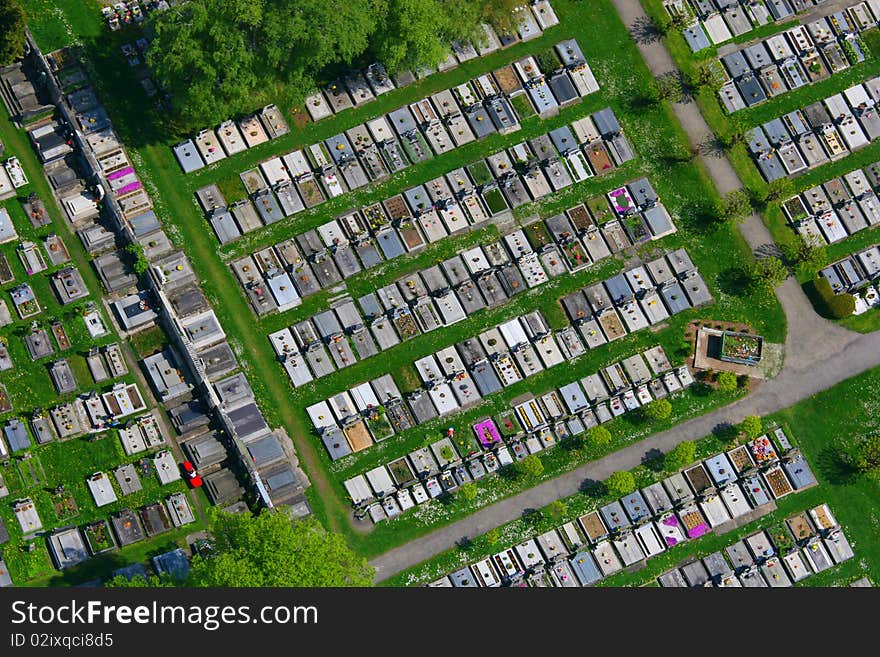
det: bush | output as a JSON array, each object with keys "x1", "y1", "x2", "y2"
[
  {"x1": 547, "y1": 500, "x2": 567, "y2": 520},
  {"x1": 518, "y1": 454, "x2": 544, "y2": 478},
  {"x1": 641, "y1": 398, "x2": 672, "y2": 421},
  {"x1": 484, "y1": 528, "x2": 500, "y2": 545},
  {"x1": 813, "y1": 276, "x2": 856, "y2": 319},
  {"x1": 716, "y1": 371, "x2": 738, "y2": 393},
  {"x1": 586, "y1": 426, "x2": 613, "y2": 449},
  {"x1": 666, "y1": 440, "x2": 696, "y2": 471},
  {"x1": 605, "y1": 470, "x2": 636, "y2": 497},
  {"x1": 458, "y1": 482, "x2": 478, "y2": 502},
  {"x1": 740, "y1": 415, "x2": 763, "y2": 439}
]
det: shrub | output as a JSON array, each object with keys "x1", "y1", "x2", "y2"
[
  {"x1": 641, "y1": 398, "x2": 672, "y2": 421},
  {"x1": 586, "y1": 426, "x2": 613, "y2": 449},
  {"x1": 740, "y1": 415, "x2": 763, "y2": 439},
  {"x1": 518, "y1": 454, "x2": 544, "y2": 478},
  {"x1": 813, "y1": 276, "x2": 856, "y2": 319},
  {"x1": 458, "y1": 482, "x2": 478, "y2": 502},
  {"x1": 547, "y1": 500, "x2": 567, "y2": 520},
  {"x1": 666, "y1": 440, "x2": 696, "y2": 471},
  {"x1": 605, "y1": 470, "x2": 636, "y2": 497},
  {"x1": 716, "y1": 371, "x2": 738, "y2": 393}
]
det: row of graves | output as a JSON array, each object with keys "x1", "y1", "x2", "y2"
[
  {"x1": 343, "y1": 346, "x2": 700, "y2": 524},
  {"x1": 560, "y1": 247, "x2": 713, "y2": 339},
  {"x1": 175, "y1": 1, "x2": 561, "y2": 173},
  {"x1": 26, "y1": 45, "x2": 310, "y2": 513},
  {"x1": 264, "y1": 179, "x2": 677, "y2": 389},
  {"x1": 718, "y1": 6, "x2": 873, "y2": 113},
  {"x1": 659, "y1": 502, "x2": 855, "y2": 587},
  {"x1": 308, "y1": 244, "x2": 707, "y2": 458},
  {"x1": 228, "y1": 108, "x2": 634, "y2": 319},
  {"x1": 747, "y1": 78, "x2": 880, "y2": 182},
  {"x1": 667, "y1": 0, "x2": 838, "y2": 53},
  {"x1": 426, "y1": 426, "x2": 820, "y2": 586},
  {"x1": 172, "y1": 105, "x2": 290, "y2": 173},
  {"x1": 782, "y1": 162, "x2": 880, "y2": 246},
  {"x1": 307, "y1": 247, "x2": 710, "y2": 462},
  {"x1": 197, "y1": 49, "x2": 604, "y2": 247},
  {"x1": 39, "y1": 489, "x2": 196, "y2": 572},
  {"x1": 0, "y1": 381, "x2": 148, "y2": 461},
  {"x1": 302, "y1": 1, "x2": 561, "y2": 123}
]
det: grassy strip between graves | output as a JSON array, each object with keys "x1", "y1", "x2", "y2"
[
  {"x1": 18, "y1": 0, "x2": 785, "y2": 559},
  {"x1": 385, "y1": 364, "x2": 880, "y2": 586}
]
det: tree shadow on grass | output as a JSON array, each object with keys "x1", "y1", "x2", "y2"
[
  {"x1": 579, "y1": 478, "x2": 603, "y2": 497},
  {"x1": 629, "y1": 16, "x2": 664, "y2": 45},
  {"x1": 717, "y1": 266, "x2": 752, "y2": 297},
  {"x1": 815, "y1": 447, "x2": 857, "y2": 487},
  {"x1": 642, "y1": 448, "x2": 666, "y2": 472}
]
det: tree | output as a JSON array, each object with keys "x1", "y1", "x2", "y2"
[
  {"x1": 484, "y1": 528, "x2": 501, "y2": 545},
  {"x1": 655, "y1": 72, "x2": 683, "y2": 102},
  {"x1": 547, "y1": 500, "x2": 567, "y2": 520},
  {"x1": 641, "y1": 398, "x2": 672, "y2": 421},
  {"x1": 373, "y1": 0, "x2": 458, "y2": 73},
  {"x1": 665, "y1": 440, "x2": 696, "y2": 471},
  {"x1": 716, "y1": 371, "x2": 738, "y2": 393},
  {"x1": 187, "y1": 510, "x2": 374, "y2": 587},
  {"x1": 763, "y1": 178, "x2": 794, "y2": 205},
  {"x1": 781, "y1": 236, "x2": 827, "y2": 270},
  {"x1": 586, "y1": 426, "x2": 612, "y2": 449},
  {"x1": 458, "y1": 482, "x2": 478, "y2": 502},
  {"x1": 750, "y1": 256, "x2": 788, "y2": 293},
  {"x1": 604, "y1": 470, "x2": 636, "y2": 497},
  {"x1": 688, "y1": 62, "x2": 723, "y2": 93},
  {"x1": 850, "y1": 434, "x2": 880, "y2": 479},
  {"x1": 740, "y1": 415, "x2": 763, "y2": 439},
  {"x1": 517, "y1": 454, "x2": 544, "y2": 478},
  {"x1": 717, "y1": 189, "x2": 752, "y2": 224},
  {"x1": 0, "y1": 0, "x2": 26, "y2": 66}
]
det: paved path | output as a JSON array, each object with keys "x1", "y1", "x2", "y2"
[{"x1": 369, "y1": 0, "x2": 879, "y2": 582}]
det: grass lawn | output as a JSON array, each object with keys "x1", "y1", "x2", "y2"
[
  {"x1": 386, "y1": 364, "x2": 880, "y2": 586},
  {"x1": 18, "y1": 0, "x2": 786, "y2": 559}
]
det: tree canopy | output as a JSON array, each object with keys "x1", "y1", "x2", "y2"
[
  {"x1": 0, "y1": 0, "x2": 26, "y2": 67},
  {"x1": 666, "y1": 440, "x2": 696, "y2": 471},
  {"x1": 186, "y1": 509, "x2": 374, "y2": 587},
  {"x1": 148, "y1": 0, "x2": 518, "y2": 129}
]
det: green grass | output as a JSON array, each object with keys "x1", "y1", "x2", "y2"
[
  {"x1": 17, "y1": 0, "x2": 785, "y2": 559},
  {"x1": 387, "y1": 365, "x2": 880, "y2": 587}
]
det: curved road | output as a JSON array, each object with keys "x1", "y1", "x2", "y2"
[{"x1": 369, "y1": 0, "x2": 880, "y2": 582}]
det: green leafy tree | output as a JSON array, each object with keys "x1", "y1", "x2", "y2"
[
  {"x1": 187, "y1": 510, "x2": 374, "y2": 587},
  {"x1": 641, "y1": 398, "x2": 672, "y2": 421},
  {"x1": 717, "y1": 189, "x2": 752, "y2": 224},
  {"x1": 665, "y1": 440, "x2": 696, "y2": 471},
  {"x1": 716, "y1": 371, "x2": 738, "y2": 393},
  {"x1": 547, "y1": 500, "x2": 567, "y2": 520},
  {"x1": 764, "y1": 178, "x2": 794, "y2": 205},
  {"x1": 373, "y1": 0, "x2": 454, "y2": 73},
  {"x1": 605, "y1": 470, "x2": 636, "y2": 497},
  {"x1": 0, "y1": 0, "x2": 26, "y2": 66},
  {"x1": 517, "y1": 454, "x2": 544, "y2": 478},
  {"x1": 458, "y1": 482, "x2": 478, "y2": 502},
  {"x1": 781, "y1": 236, "x2": 826, "y2": 270},
  {"x1": 586, "y1": 425, "x2": 613, "y2": 449},
  {"x1": 740, "y1": 415, "x2": 763, "y2": 439},
  {"x1": 484, "y1": 528, "x2": 501, "y2": 545},
  {"x1": 655, "y1": 72, "x2": 683, "y2": 102},
  {"x1": 750, "y1": 256, "x2": 788, "y2": 293},
  {"x1": 850, "y1": 434, "x2": 880, "y2": 479}
]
